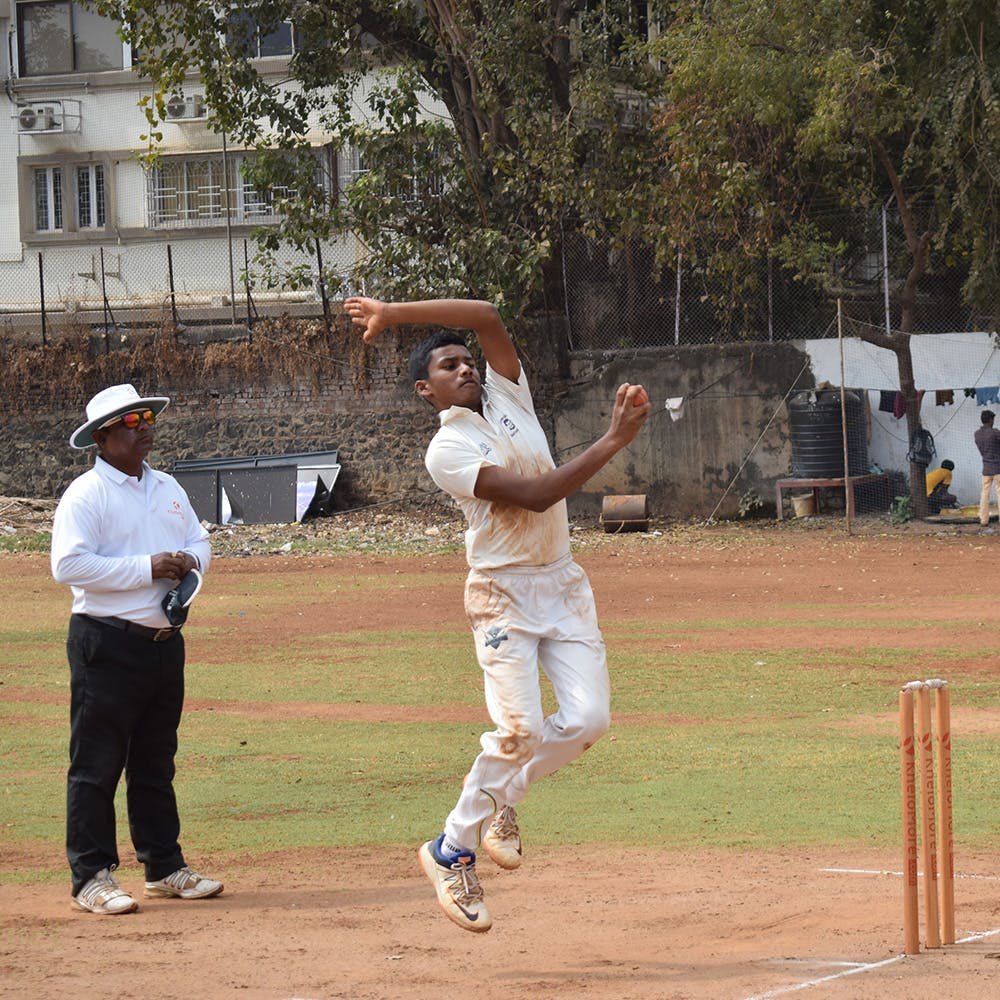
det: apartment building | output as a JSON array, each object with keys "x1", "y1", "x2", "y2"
[{"x1": 1, "y1": 1, "x2": 356, "y2": 322}]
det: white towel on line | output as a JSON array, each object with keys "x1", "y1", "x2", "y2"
[{"x1": 665, "y1": 397, "x2": 686, "y2": 421}]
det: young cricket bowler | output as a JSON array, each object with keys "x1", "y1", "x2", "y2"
[{"x1": 345, "y1": 296, "x2": 650, "y2": 932}]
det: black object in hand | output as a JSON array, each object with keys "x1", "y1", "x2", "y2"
[{"x1": 162, "y1": 569, "x2": 203, "y2": 626}]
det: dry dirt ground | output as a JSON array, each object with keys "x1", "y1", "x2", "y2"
[{"x1": 3, "y1": 516, "x2": 1000, "y2": 1000}]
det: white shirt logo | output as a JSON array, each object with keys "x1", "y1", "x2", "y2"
[{"x1": 499, "y1": 414, "x2": 519, "y2": 437}]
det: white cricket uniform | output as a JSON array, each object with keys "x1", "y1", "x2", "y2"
[
  {"x1": 425, "y1": 362, "x2": 610, "y2": 851},
  {"x1": 51, "y1": 457, "x2": 211, "y2": 627}
]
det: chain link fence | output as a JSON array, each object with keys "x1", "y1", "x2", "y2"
[
  {"x1": 0, "y1": 234, "x2": 354, "y2": 341},
  {"x1": 561, "y1": 207, "x2": 998, "y2": 350},
  {"x1": 2, "y1": 207, "x2": 994, "y2": 348}
]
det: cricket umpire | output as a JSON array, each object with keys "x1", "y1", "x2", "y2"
[{"x1": 51, "y1": 383, "x2": 222, "y2": 914}]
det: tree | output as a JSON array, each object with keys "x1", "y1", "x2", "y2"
[
  {"x1": 94, "y1": 0, "x2": 662, "y2": 321},
  {"x1": 648, "y1": 0, "x2": 1000, "y2": 514}
]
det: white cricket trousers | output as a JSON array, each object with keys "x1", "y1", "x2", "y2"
[
  {"x1": 980, "y1": 474, "x2": 1000, "y2": 525},
  {"x1": 444, "y1": 553, "x2": 610, "y2": 851}
]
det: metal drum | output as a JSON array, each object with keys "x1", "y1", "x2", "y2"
[{"x1": 601, "y1": 494, "x2": 650, "y2": 533}]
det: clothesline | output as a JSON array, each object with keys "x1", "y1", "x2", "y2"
[{"x1": 874, "y1": 386, "x2": 1000, "y2": 420}]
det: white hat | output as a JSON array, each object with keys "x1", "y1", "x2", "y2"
[{"x1": 70, "y1": 384, "x2": 170, "y2": 450}]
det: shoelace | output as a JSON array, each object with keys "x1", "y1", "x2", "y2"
[
  {"x1": 162, "y1": 866, "x2": 198, "y2": 890},
  {"x1": 445, "y1": 861, "x2": 485, "y2": 904},
  {"x1": 492, "y1": 806, "x2": 519, "y2": 839},
  {"x1": 78, "y1": 869, "x2": 120, "y2": 905}
]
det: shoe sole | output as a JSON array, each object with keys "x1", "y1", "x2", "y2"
[
  {"x1": 483, "y1": 836, "x2": 524, "y2": 872},
  {"x1": 71, "y1": 897, "x2": 138, "y2": 915},
  {"x1": 143, "y1": 883, "x2": 224, "y2": 899},
  {"x1": 482, "y1": 835, "x2": 523, "y2": 870},
  {"x1": 417, "y1": 843, "x2": 492, "y2": 933}
]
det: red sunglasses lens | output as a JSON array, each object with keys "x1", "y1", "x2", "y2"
[{"x1": 121, "y1": 410, "x2": 155, "y2": 429}]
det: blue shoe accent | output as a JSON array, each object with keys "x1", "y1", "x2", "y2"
[{"x1": 432, "y1": 834, "x2": 476, "y2": 867}]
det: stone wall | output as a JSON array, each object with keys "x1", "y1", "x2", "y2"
[
  {"x1": 554, "y1": 342, "x2": 811, "y2": 518},
  {"x1": 0, "y1": 318, "x2": 808, "y2": 519},
  {"x1": 0, "y1": 315, "x2": 567, "y2": 509}
]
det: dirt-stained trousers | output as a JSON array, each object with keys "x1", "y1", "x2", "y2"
[{"x1": 444, "y1": 553, "x2": 610, "y2": 851}]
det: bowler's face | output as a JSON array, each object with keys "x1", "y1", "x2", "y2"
[{"x1": 417, "y1": 345, "x2": 482, "y2": 411}]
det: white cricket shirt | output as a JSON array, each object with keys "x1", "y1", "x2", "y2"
[
  {"x1": 51, "y1": 456, "x2": 211, "y2": 627},
  {"x1": 424, "y1": 363, "x2": 570, "y2": 570}
]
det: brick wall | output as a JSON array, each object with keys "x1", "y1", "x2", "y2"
[
  {"x1": 0, "y1": 317, "x2": 805, "y2": 519},
  {"x1": 0, "y1": 315, "x2": 568, "y2": 508}
]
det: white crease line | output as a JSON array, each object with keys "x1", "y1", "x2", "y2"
[
  {"x1": 820, "y1": 867, "x2": 1000, "y2": 881},
  {"x1": 763, "y1": 959, "x2": 868, "y2": 969},
  {"x1": 819, "y1": 867, "x2": 899, "y2": 876},
  {"x1": 958, "y1": 927, "x2": 1000, "y2": 944},
  {"x1": 740, "y1": 927, "x2": 1000, "y2": 1000},
  {"x1": 740, "y1": 955, "x2": 906, "y2": 1000}
]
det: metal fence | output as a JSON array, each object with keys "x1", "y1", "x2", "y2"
[
  {"x1": 561, "y1": 207, "x2": 998, "y2": 350},
  {"x1": 2, "y1": 207, "x2": 994, "y2": 348},
  {"x1": 0, "y1": 235, "x2": 350, "y2": 342}
]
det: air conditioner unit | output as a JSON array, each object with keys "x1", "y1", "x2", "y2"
[
  {"x1": 17, "y1": 103, "x2": 60, "y2": 133},
  {"x1": 165, "y1": 94, "x2": 206, "y2": 121}
]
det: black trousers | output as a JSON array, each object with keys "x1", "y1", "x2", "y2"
[
  {"x1": 66, "y1": 614, "x2": 187, "y2": 895},
  {"x1": 927, "y1": 483, "x2": 958, "y2": 515}
]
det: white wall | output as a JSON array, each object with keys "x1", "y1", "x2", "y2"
[
  {"x1": 0, "y1": 14, "x2": 23, "y2": 263},
  {"x1": 807, "y1": 332, "x2": 1000, "y2": 506}
]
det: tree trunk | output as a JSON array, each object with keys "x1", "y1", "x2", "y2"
[
  {"x1": 895, "y1": 233, "x2": 932, "y2": 518},
  {"x1": 873, "y1": 142, "x2": 934, "y2": 518},
  {"x1": 892, "y1": 337, "x2": 928, "y2": 518}
]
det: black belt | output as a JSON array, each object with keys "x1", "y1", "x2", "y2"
[{"x1": 81, "y1": 614, "x2": 182, "y2": 642}]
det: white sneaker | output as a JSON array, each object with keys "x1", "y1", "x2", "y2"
[
  {"x1": 72, "y1": 868, "x2": 138, "y2": 915},
  {"x1": 144, "y1": 866, "x2": 223, "y2": 899},
  {"x1": 418, "y1": 836, "x2": 492, "y2": 933},
  {"x1": 482, "y1": 805, "x2": 523, "y2": 870}
]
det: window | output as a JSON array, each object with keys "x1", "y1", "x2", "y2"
[
  {"x1": 30, "y1": 162, "x2": 107, "y2": 233},
  {"x1": 34, "y1": 166, "x2": 63, "y2": 231},
  {"x1": 17, "y1": 1, "x2": 126, "y2": 76},
  {"x1": 337, "y1": 145, "x2": 369, "y2": 194},
  {"x1": 147, "y1": 153, "x2": 307, "y2": 229},
  {"x1": 336, "y1": 144, "x2": 447, "y2": 205},
  {"x1": 76, "y1": 164, "x2": 106, "y2": 229},
  {"x1": 225, "y1": 11, "x2": 297, "y2": 58}
]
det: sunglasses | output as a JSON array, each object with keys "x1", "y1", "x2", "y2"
[{"x1": 101, "y1": 409, "x2": 156, "y2": 431}]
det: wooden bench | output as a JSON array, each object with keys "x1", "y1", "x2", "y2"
[{"x1": 775, "y1": 473, "x2": 890, "y2": 521}]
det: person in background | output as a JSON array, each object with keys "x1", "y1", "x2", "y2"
[
  {"x1": 925, "y1": 459, "x2": 958, "y2": 515},
  {"x1": 974, "y1": 410, "x2": 1000, "y2": 533},
  {"x1": 51, "y1": 384, "x2": 222, "y2": 915}
]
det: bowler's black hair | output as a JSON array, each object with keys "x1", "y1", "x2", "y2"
[
  {"x1": 408, "y1": 331, "x2": 468, "y2": 384},
  {"x1": 982, "y1": 410, "x2": 996, "y2": 424},
  {"x1": 941, "y1": 459, "x2": 955, "y2": 471}
]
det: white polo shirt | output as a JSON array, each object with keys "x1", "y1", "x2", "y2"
[
  {"x1": 51, "y1": 456, "x2": 211, "y2": 627},
  {"x1": 425, "y1": 363, "x2": 570, "y2": 570}
]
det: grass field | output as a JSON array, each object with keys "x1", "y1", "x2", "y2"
[
  {"x1": 4, "y1": 523, "x2": 1000, "y2": 999},
  {"x1": 3, "y1": 524, "x2": 999, "y2": 878}
]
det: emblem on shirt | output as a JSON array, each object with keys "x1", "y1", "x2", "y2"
[
  {"x1": 499, "y1": 414, "x2": 519, "y2": 437},
  {"x1": 167, "y1": 500, "x2": 185, "y2": 518},
  {"x1": 479, "y1": 442, "x2": 493, "y2": 458},
  {"x1": 483, "y1": 625, "x2": 510, "y2": 649}
]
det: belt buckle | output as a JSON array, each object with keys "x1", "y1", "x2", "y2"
[{"x1": 152, "y1": 627, "x2": 176, "y2": 642}]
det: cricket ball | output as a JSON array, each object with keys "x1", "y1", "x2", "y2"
[{"x1": 632, "y1": 387, "x2": 649, "y2": 407}]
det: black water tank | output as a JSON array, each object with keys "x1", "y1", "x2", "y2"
[{"x1": 789, "y1": 390, "x2": 868, "y2": 478}]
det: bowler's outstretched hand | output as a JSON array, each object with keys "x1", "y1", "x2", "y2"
[{"x1": 344, "y1": 296, "x2": 388, "y2": 342}]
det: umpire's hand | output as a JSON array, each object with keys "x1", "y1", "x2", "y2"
[{"x1": 152, "y1": 551, "x2": 194, "y2": 580}]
